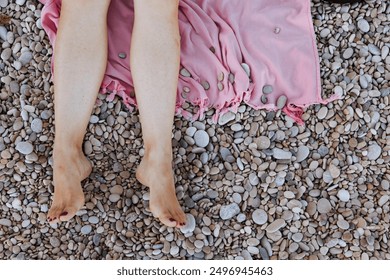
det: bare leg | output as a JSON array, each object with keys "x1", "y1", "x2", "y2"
[
  {"x1": 131, "y1": 0, "x2": 186, "y2": 228},
  {"x1": 47, "y1": 0, "x2": 111, "y2": 224}
]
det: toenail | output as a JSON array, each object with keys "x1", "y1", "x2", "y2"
[
  {"x1": 60, "y1": 211, "x2": 68, "y2": 216},
  {"x1": 169, "y1": 218, "x2": 175, "y2": 222}
]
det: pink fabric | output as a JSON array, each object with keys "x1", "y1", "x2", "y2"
[{"x1": 38, "y1": 0, "x2": 340, "y2": 125}]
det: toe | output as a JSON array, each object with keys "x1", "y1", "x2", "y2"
[
  {"x1": 159, "y1": 215, "x2": 178, "y2": 228},
  {"x1": 59, "y1": 207, "x2": 78, "y2": 222},
  {"x1": 48, "y1": 206, "x2": 64, "y2": 224}
]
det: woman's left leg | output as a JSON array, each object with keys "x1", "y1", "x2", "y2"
[{"x1": 130, "y1": 0, "x2": 186, "y2": 228}]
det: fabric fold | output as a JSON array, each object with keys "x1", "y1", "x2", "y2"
[{"x1": 38, "y1": 0, "x2": 340, "y2": 126}]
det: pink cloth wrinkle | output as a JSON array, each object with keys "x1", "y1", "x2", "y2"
[{"x1": 38, "y1": 0, "x2": 341, "y2": 126}]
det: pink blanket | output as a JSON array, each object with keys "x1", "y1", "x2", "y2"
[{"x1": 39, "y1": 0, "x2": 339, "y2": 125}]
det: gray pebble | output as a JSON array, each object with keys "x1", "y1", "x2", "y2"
[
  {"x1": 343, "y1": 48, "x2": 354, "y2": 59},
  {"x1": 16, "y1": 141, "x2": 33, "y2": 155},
  {"x1": 194, "y1": 130, "x2": 209, "y2": 148},
  {"x1": 0, "y1": 26, "x2": 7, "y2": 41},
  {"x1": 218, "y1": 111, "x2": 235, "y2": 125},
  {"x1": 252, "y1": 209, "x2": 268, "y2": 225},
  {"x1": 88, "y1": 216, "x2": 99, "y2": 224},
  {"x1": 266, "y1": 219, "x2": 286, "y2": 233},
  {"x1": 357, "y1": 19, "x2": 370, "y2": 33},
  {"x1": 254, "y1": 136, "x2": 270, "y2": 150},
  {"x1": 1, "y1": 48, "x2": 11, "y2": 61},
  {"x1": 19, "y1": 51, "x2": 33, "y2": 66},
  {"x1": 180, "y1": 214, "x2": 196, "y2": 234},
  {"x1": 276, "y1": 95, "x2": 287, "y2": 109},
  {"x1": 31, "y1": 118, "x2": 43, "y2": 133},
  {"x1": 49, "y1": 237, "x2": 60, "y2": 247},
  {"x1": 0, "y1": 218, "x2": 12, "y2": 227},
  {"x1": 219, "y1": 203, "x2": 240, "y2": 220},
  {"x1": 296, "y1": 146, "x2": 310, "y2": 162},
  {"x1": 317, "y1": 198, "x2": 332, "y2": 214},
  {"x1": 367, "y1": 143, "x2": 381, "y2": 160},
  {"x1": 273, "y1": 147, "x2": 292, "y2": 160},
  {"x1": 81, "y1": 225, "x2": 92, "y2": 235},
  {"x1": 262, "y1": 85, "x2": 273, "y2": 94},
  {"x1": 337, "y1": 189, "x2": 350, "y2": 202}
]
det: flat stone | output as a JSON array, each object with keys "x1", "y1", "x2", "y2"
[
  {"x1": 266, "y1": 219, "x2": 286, "y2": 233},
  {"x1": 378, "y1": 195, "x2": 389, "y2": 207},
  {"x1": 254, "y1": 136, "x2": 270, "y2": 150},
  {"x1": 329, "y1": 164, "x2": 340, "y2": 179},
  {"x1": 296, "y1": 146, "x2": 310, "y2": 162},
  {"x1": 273, "y1": 148, "x2": 292, "y2": 160},
  {"x1": 357, "y1": 19, "x2": 370, "y2": 33},
  {"x1": 194, "y1": 130, "x2": 209, "y2": 148},
  {"x1": 218, "y1": 111, "x2": 235, "y2": 125},
  {"x1": 180, "y1": 214, "x2": 196, "y2": 234},
  {"x1": 262, "y1": 85, "x2": 273, "y2": 94},
  {"x1": 241, "y1": 63, "x2": 250, "y2": 77},
  {"x1": 252, "y1": 209, "x2": 268, "y2": 225},
  {"x1": 276, "y1": 95, "x2": 287, "y2": 109},
  {"x1": 337, "y1": 189, "x2": 350, "y2": 202},
  {"x1": 185, "y1": 127, "x2": 197, "y2": 137},
  {"x1": 317, "y1": 107, "x2": 328, "y2": 120},
  {"x1": 180, "y1": 68, "x2": 191, "y2": 77},
  {"x1": 367, "y1": 143, "x2": 381, "y2": 160},
  {"x1": 88, "y1": 216, "x2": 99, "y2": 224},
  {"x1": 31, "y1": 118, "x2": 43, "y2": 133},
  {"x1": 220, "y1": 203, "x2": 240, "y2": 220},
  {"x1": 81, "y1": 225, "x2": 92, "y2": 235},
  {"x1": 0, "y1": 218, "x2": 11, "y2": 227},
  {"x1": 343, "y1": 48, "x2": 354, "y2": 59},
  {"x1": 16, "y1": 141, "x2": 33, "y2": 155},
  {"x1": 317, "y1": 198, "x2": 332, "y2": 214},
  {"x1": 18, "y1": 51, "x2": 33, "y2": 66}
]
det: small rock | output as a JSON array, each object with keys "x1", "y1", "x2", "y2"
[
  {"x1": 378, "y1": 195, "x2": 389, "y2": 207},
  {"x1": 266, "y1": 219, "x2": 286, "y2": 233},
  {"x1": 88, "y1": 216, "x2": 99, "y2": 224},
  {"x1": 367, "y1": 143, "x2": 381, "y2": 160},
  {"x1": 15, "y1": 141, "x2": 33, "y2": 155},
  {"x1": 273, "y1": 148, "x2": 292, "y2": 160},
  {"x1": 180, "y1": 214, "x2": 196, "y2": 234},
  {"x1": 19, "y1": 51, "x2": 33, "y2": 66},
  {"x1": 193, "y1": 130, "x2": 209, "y2": 148},
  {"x1": 81, "y1": 225, "x2": 92, "y2": 235},
  {"x1": 31, "y1": 118, "x2": 43, "y2": 133},
  {"x1": 317, "y1": 198, "x2": 332, "y2": 214},
  {"x1": 337, "y1": 189, "x2": 350, "y2": 202},
  {"x1": 296, "y1": 146, "x2": 310, "y2": 162},
  {"x1": 357, "y1": 19, "x2": 370, "y2": 33},
  {"x1": 254, "y1": 136, "x2": 270, "y2": 150},
  {"x1": 317, "y1": 107, "x2": 328, "y2": 120},
  {"x1": 218, "y1": 111, "x2": 235, "y2": 125},
  {"x1": 343, "y1": 48, "x2": 354, "y2": 59},
  {"x1": 0, "y1": 218, "x2": 12, "y2": 227},
  {"x1": 252, "y1": 209, "x2": 268, "y2": 225},
  {"x1": 220, "y1": 203, "x2": 240, "y2": 220},
  {"x1": 276, "y1": 95, "x2": 287, "y2": 109}
]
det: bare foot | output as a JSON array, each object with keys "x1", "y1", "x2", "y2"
[
  {"x1": 47, "y1": 148, "x2": 92, "y2": 224},
  {"x1": 136, "y1": 154, "x2": 186, "y2": 228}
]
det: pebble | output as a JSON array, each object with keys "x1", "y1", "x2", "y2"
[
  {"x1": 367, "y1": 143, "x2": 381, "y2": 160},
  {"x1": 266, "y1": 219, "x2": 286, "y2": 233},
  {"x1": 276, "y1": 95, "x2": 287, "y2": 109},
  {"x1": 254, "y1": 136, "x2": 270, "y2": 150},
  {"x1": 317, "y1": 198, "x2": 332, "y2": 214},
  {"x1": 317, "y1": 107, "x2": 328, "y2": 120},
  {"x1": 342, "y1": 48, "x2": 354, "y2": 59},
  {"x1": 81, "y1": 225, "x2": 92, "y2": 235},
  {"x1": 0, "y1": 219, "x2": 11, "y2": 227},
  {"x1": 193, "y1": 130, "x2": 209, "y2": 148},
  {"x1": 357, "y1": 19, "x2": 370, "y2": 33},
  {"x1": 273, "y1": 148, "x2": 292, "y2": 160},
  {"x1": 18, "y1": 51, "x2": 33, "y2": 66},
  {"x1": 15, "y1": 142, "x2": 33, "y2": 155},
  {"x1": 218, "y1": 111, "x2": 235, "y2": 125},
  {"x1": 31, "y1": 118, "x2": 43, "y2": 133},
  {"x1": 0, "y1": 0, "x2": 9, "y2": 8},
  {"x1": 180, "y1": 214, "x2": 196, "y2": 234},
  {"x1": 262, "y1": 85, "x2": 273, "y2": 94},
  {"x1": 252, "y1": 209, "x2": 268, "y2": 225},
  {"x1": 337, "y1": 189, "x2": 350, "y2": 202},
  {"x1": 88, "y1": 216, "x2": 99, "y2": 224},
  {"x1": 219, "y1": 203, "x2": 240, "y2": 220},
  {"x1": 296, "y1": 146, "x2": 310, "y2": 162}
]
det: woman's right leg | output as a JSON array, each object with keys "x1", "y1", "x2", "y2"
[{"x1": 47, "y1": 0, "x2": 111, "y2": 224}]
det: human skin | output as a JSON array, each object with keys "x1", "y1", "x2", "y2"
[{"x1": 47, "y1": 0, "x2": 186, "y2": 228}]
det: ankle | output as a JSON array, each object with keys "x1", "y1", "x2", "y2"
[{"x1": 53, "y1": 142, "x2": 84, "y2": 159}]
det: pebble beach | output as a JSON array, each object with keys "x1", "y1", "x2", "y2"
[{"x1": 0, "y1": 0, "x2": 390, "y2": 260}]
